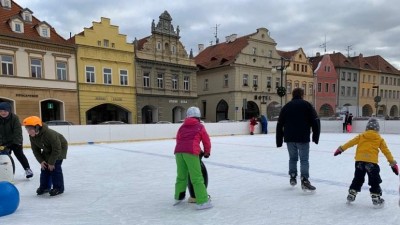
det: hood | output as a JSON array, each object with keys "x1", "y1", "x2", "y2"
[
  {"x1": 183, "y1": 117, "x2": 200, "y2": 126},
  {"x1": 361, "y1": 130, "x2": 380, "y2": 140}
]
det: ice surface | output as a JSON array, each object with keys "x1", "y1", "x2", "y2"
[{"x1": 1, "y1": 133, "x2": 400, "y2": 225}]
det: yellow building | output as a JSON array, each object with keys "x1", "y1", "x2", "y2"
[
  {"x1": 277, "y1": 48, "x2": 314, "y2": 104},
  {"x1": 71, "y1": 17, "x2": 136, "y2": 124}
]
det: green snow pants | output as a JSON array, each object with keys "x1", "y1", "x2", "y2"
[{"x1": 174, "y1": 153, "x2": 209, "y2": 204}]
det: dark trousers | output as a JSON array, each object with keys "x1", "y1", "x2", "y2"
[
  {"x1": 11, "y1": 146, "x2": 30, "y2": 170},
  {"x1": 342, "y1": 123, "x2": 347, "y2": 132},
  {"x1": 40, "y1": 160, "x2": 64, "y2": 191},
  {"x1": 349, "y1": 161, "x2": 382, "y2": 194}
]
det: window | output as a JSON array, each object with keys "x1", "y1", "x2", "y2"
[
  {"x1": 157, "y1": 42, "x2": 161, "y2": 50},
  {"x1": 172, "y1": 45, "x2": 176, "y2": 54},
  {"x1": 2, "y1": 0, "x2": 11, "y2": 8},
  {"x1": 366, "y1": 88, "x2": 369, "y2": 97},
  {"x1": 332, "y1": 84, "x2": 336, "y2": 93},
  {"x1": 41, "y1": 28, "x2": 49, "y2": 37},
  {"x1": 380, "y1": 76, "x2": 384, "y2": 84},
  {"x1": 294, "y1": 82, "x2": 299, "y2": 89},
  {"x1": 353, "y1": 73, "x2": 357, "y2": 82},
  {"x1": 389, "y1": 90, "x2": 392, "y2": 98},
  {"x1": 120, "y1": 70, "x2": 128, "y2": 85},
  {"x1": 23, "y1": 13, "x2": 32, "y2": 22},
  {"x1": 56, "y1": 62, "x2": 67, "y2": 80},
  {"x1": 301, "y1": 65, "x2": 304, "y2": 72},
  {"x1": 243, "y1": 74, "x2": 248, "y2": 86},
  {"x1": 183, "y1": 76, "x2": 190, "y2": 91},
  {"x1": 302, "y1": 83, "x2": 307, "y2": 95},
  {"x1": 267, "y1": 77, "x2": 272, "y2": 88},
  {"x1": 390, "y1": 77, "x2": 393, "y2": 85},
  {"x1": 347, "y1": 72, "x2": 351, "y2": 81},
  {"x1": 1, "y1": 55, "x2": 14, "y2": 75},
  {"x1": 363, "y1": 74, "x2": 366, "y2": 83},
  {"x1": 204, "y1": 79, "x2": 208, "y2": 90},
  {"x1": 86, "y1": 66, "x2": 95, "y2": 83},
  {"x1": 111, "y1": 43, "x2": 115, "y2": 48},
  {"x1": 104, "y1": 39, "x2": 109, "y2": 47},
  {"x1": 368, "y1": 75, "x2": 371, "y2": 83},
  {"x1": 305, "y1": 66, "x2": 308, "y2": 73},
  {"x1": 103, "y1": 68, "x2": 112, "y2": 84},
  {"x1": 325, "y1": 83, "x2": 329, "y2": 92},
  {"x1": 15, "y1": 23, "x2": 21, "y2": 32},
  {"x1": 385, "y1": 77, "x2": 388, "y2": 85},
  {"x1": 172, "y1": 75, "x2": 178, "y2": 90},
  {"x1": 341, "y1": 86, "x2": 345, "y2": 96},
  {"x1": 287, "y1": 82, "x2": 292, "y2": 94},
  {"x1": 97, "y1": 41, "x2": 101, "y2": 46},
  {"x1": 253, "y1": 75, "x2": 258, "y2": 87},
  {"x1": 143, "y1": 72, "x2": 150, "y2": 87},
  {"x1": 341, "y1": 72, "x2": 345, "y2": 80},
  {"x1": 362, "y1": 88, "x2": 365, "y2": 97},
  {"x1": 30, "y1": 58, "x2": 42, "y2": 78},
  {"x1": 308, "y1": 84, "x2": 313, "y2": 95},
  {"x1": 252, "y1": 47, "x2": 256, "y2": 55},
  {"x1": 317, "y1": 83, "x2": 321, "y2": 92},
  {"x1": 224, "y1": 74, "x2": 229, "y2": 87},
  {"x1": 275, "y1": 77, "x2": 280, "y2": 89},
  {"x1": 372, "y1": 89, "x2": 376, "y2": 97},
  {"x1": 352, "y1": 87, "x2": 357, "y2": 97},
  {"x1": 157, "y1": 73, "x2": 164, "y2": 88},
  {"x1": 384, "y1": 90, "x2": 387, "y2": 98}
]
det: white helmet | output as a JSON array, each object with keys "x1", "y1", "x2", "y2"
[{"x1": 186, "y1": 107, "x2": 201, "y2": 118}]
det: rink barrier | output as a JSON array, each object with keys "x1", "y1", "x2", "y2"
[{"x1": 21, "y1": 120, "x2": 400, "y2": 146}]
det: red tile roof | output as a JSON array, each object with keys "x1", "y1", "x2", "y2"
[
  {"x1": 277, "y1": 49, "x2": 297, "y2": 60},
  {"x1": 349, "y1": 54, "x2": 378, "y2": 71},
  {"x1": 329, "y1": 52, "x2": 359, "y2": 69},
  {"x1": 136, "y1": 36, "x2": 150, "y2": 50},
  {"x1": 308, "y1": 55, "x2": 323, "y2": 71},
  {"x1": 364, "y1": 55, "x2": 400, "y2": 75},
  {"x1": 194, "y1": 35, "x2": 251, "y2": 70},
  {"x1": 0, "y1": 1, "x2": 73, "y2": 47}
]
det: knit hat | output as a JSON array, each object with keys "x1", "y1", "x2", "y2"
[
  {"x1": 366, "y1": 118, "x2": 380, "y2": 132},
  {"x1": 0, "y1": 102, "x2": 11, "y2": 112},
  {"x1": 186, "y1": 107, "x2": 201, "y2": 118}
]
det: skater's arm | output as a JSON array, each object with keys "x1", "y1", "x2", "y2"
[
  {"x1": 340, "y1": 135, "x2": 360, "y2": 151},
  {"x1": 46, "y1": 133, "x2": 62, "y2": 165},
  {"x1": 379, "y1": 139, "x2": 396, "y2": 165},
  {"x1": 200, "y1": 126, "x2": 211, "y2": 156},
  {"x1": 30, "y1": 140, "x2": 44, "y2": 164}
]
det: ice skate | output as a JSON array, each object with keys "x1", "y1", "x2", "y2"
[
  {"x1": 346, "y1": 189, "x2": 357, "y2": 204},
  {"x1": 36, "y1": 188, "x2": 50, "y2": 195},
  {"x1": 49, "y1": 188, "x2": 63, "y2": 196},
  {"x1": 289, "y1": 173, "x2": 297, "y2": 186},
  {"x1": 25, "y1": 168, "x2": 33, "y2": 178},
  {"x1": 188, "y1": 197, "x2": 196, "y2": 203},
  {"x1": 196, "y1": 199, "x2": 213, "y2": 210},
  {"x1": 301, "y1": 177, "x2": 316, "y2": 192},
  {"x1": 371, "y1": 193, "x2": 384, "y2": 208}
]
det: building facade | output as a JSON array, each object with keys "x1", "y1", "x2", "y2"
[
  {"x1": 0, "y1": 0, "x2": 79, "y2": 123},
  {"x1": 135, "y1": 11, "x2": 197, "y2": 123},
  {"x1": 195, "y1": 28, "x2": 284, "y2": 122},
  {"x1": 309, "y1": 54, "x2": 338, "y2": 117},
  {"x1": 71, "y1": 17, "x2": 136, "y2": 124},
  {"x1": 329, "y1": 52, "x2": 360, "y2": 116},
  {"x1": 278, "y1": 48, "x2": 314, "y2": 105}
]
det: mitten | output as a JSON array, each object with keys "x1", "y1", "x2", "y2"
[
  {"x1": 334, "y1": 147, "x2": 343, "y2": 156},
  {"x1": 203, "y1": 152, "x2": 210, "y2": 158},
  {"x1": 390, "y1": 162, "x2": 399, "y2": 175}
]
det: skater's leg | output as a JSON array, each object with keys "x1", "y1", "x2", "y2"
[
  {"x1": 175, "y1": 153, "x2": 188, "y2": 200},
  {"x1": 39, "y1": 167, "x2": 51, "y2": 190},
  {"x1": 298, "y1": 142, "x2": 310, "y2": 179},
  {"x1": 184, "y1": 154, "x2": 208, "y2": 204},
  {"x1": 11, "y1": 145, "x2": 31, "y2": 170},
  {"x1": 366, "y1": 163, "x2": 382, "y2": 195},
  {"x1": 349, "y1": 162, "x2": 367, "y2": 192},
  {"x1": 51, "y1": 160, "x2": 64, "y2": 192},
  {"x1": 286, "y1": 142, "x2": 298, "y2": 176}
]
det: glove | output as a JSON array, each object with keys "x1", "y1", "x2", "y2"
[
  {"x1": 334, "y1": 148, "x2": 343, "y2": 156},
  {"x1": 391, "y1": 164, "x2": 399, "y2": 175},
  {"x1": 203, "y1": 152, "x2": 210, "y2": 158}
]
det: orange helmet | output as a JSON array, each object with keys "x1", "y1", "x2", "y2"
[{"x1": 23, "y1": 116, "x2": 43, "y2": 127}]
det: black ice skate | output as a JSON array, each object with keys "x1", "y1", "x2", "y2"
[
  {"x1": 36, "y1": 188, "x2": 50, "y2": 195},
  {"x1": 301, "y1": 177, "x2": 316, "y2": 192},
  {"x1": 346, "y1": 189, "x2": 357, "y2": 204},
  {"x1": 289, "y1": 173, "x2": 297, "y2": 186},
  {"x1": 371, "y1": 193, "x2": 384, "y2": 208},
  {"x1": 49, "y1": 188, "x2": 64, "y2": 196}
]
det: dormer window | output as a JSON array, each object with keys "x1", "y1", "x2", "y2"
[
  {"x1": 36, "y1": 22, "x2": 51, "y2": 38},
  {"x1": 9, "y1": 17, "x2": 24, "y2": 33},
  {"x1": 21, "y1": 8, "x2": 33, "y2": 22},
  {"x1": 1, "y1": 0, "x2": 11, "y2": 8}
]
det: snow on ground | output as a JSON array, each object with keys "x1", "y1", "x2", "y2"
[{"x1": 1, "y1": 133, "x2": 400, "y2": 225}]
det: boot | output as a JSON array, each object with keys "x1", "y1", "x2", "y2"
[
  {"x1": 301, "y1": 177, "x2": 316, "y2": 191},
  {"x1": 371, "y1": 193, "x2": 384, "y2": 206},
  {"x1": 36, "y1": 188, "x2": 50, "y2": 195},
  {"x1": 196, "y1": 199, "x2": 213, "y2": 210},
  {"x1": 289, "y1": 173, "x2": 297, "y2": 186},
  {"x1": 347, "y1": 189, "x2": 357, "y2": 202},
  {"x1": 49, "y1": 188, "x2": 64, "y2": 196},
  {"x1": 25, "y1": 168, "x2": 33, "y2": 178}
]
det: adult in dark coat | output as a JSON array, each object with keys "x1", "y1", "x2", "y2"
[
  {"x1": 260, "y1": 115, "x2": 268, "y2": 134},
  {"x1": 0, "y1": 102, "x2": 33, "y2": 178},
  {"x1": 276, "y1": 88, "x2": 320, "y2": 190}
]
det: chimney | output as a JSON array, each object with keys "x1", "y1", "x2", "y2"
[
  {"x1": 225, "y1": 35, "x2": 231, "y2": 43},
  {"x1": 198, "y1": 44, "x2": 204, "y2": 52},
  {"x1": 225, "y1": 34, "x2": 238, "y2": 43},
  {"x1": 316, "y1": 52, "x2": 320, "y2": 57}
]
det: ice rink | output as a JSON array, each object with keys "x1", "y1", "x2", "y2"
[{"x1": 1, "y1": 133, "x2": 400, "y2": 225}]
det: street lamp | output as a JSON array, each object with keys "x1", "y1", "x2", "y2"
[
  {"x1": 271, "y1": 57, "x2": 291, "y2": 107},
  {"x1": 372, "y1": 85, "x2": 381, "y2": 116}
]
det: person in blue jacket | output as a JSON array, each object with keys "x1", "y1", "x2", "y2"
[{"x1": 260, "y1": 115, "x2": 268, "y2": 134}]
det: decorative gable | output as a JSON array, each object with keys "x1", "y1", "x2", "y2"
[
  {"x1": 1, "y1": 0, "x2": 11, "y2": 9},
  {"x1": 21, "y1": 8, "x2": 33, "y2": 22},
  {"x1": 8, "y1": 15, "x2": 24, "y2": 33},
  {"x1": 36, "y1": 21, "x2": 51, "y2": 38}
]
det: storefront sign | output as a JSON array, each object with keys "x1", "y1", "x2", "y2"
[
  {"x1": 112, "y1": 97, "x2": 122, "y2": 101},
  {"x1": 169, "y1": 99, "x2": 188, "y2": 104},
  {"x1": 15, "y1": 94, "x2": 39, "y2": 98},
  {"x1": 95, "y1": 96, "x2": 106, "y2": 100}
]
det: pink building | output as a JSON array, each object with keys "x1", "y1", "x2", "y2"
[{"x1": 309, "y1": 54, "x2": 338, "y2": 117}]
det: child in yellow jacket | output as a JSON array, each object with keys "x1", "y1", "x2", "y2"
[{"x1": 334, "y1": 118, "x2": 398, "y2": 206}]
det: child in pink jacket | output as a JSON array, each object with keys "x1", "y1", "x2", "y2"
[{"x1": 174, "y1": 106, "x2": 212, "y2": 210}]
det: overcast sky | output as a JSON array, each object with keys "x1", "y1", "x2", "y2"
[{"x1": 17, "y1": 0, "x2": 400, "y2": 68}]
